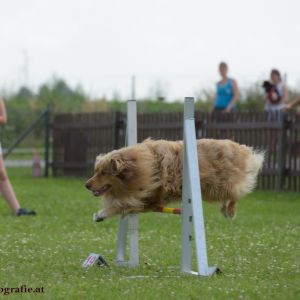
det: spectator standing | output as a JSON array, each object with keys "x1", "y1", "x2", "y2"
[
  {"x1": 0, "y1": 96, "x2": 36, "y2": 216},
  {"x1": 264, "y1": 69, "x2": 288, "y2": 112},
  {"x1": 212, "y1": 62, "x2": 239, "y2": 113}
]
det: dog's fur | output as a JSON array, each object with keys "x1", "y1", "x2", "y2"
[{"x1": 86, "y1": 139, "x2": 264, "y2": 220}]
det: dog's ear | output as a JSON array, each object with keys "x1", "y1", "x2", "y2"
[
  {"x1": 107, "y1": 153, "x2": 137, "y2": 180},
  {"x1": 108, "y1": 158, "x2": 125, "y2": 176}
]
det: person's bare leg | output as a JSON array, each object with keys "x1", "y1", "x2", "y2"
[{"x1": 0, "y1": 156, "x2": 21, "y2": 213}]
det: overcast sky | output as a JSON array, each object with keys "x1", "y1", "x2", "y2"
[{"x1": 0, "y1": 0, "x2": 299, "y2": 100}]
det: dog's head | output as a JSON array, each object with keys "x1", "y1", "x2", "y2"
[{"x1": 85, "y1": 150, "x2": 138, "y2": 197}]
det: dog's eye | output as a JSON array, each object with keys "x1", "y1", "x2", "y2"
[
  {"x1": 117, "y1": 174, "x2": 125, "y2": 180},
  {"x1": 97, "y1": 172, "x2": 104, "y2": 177}
]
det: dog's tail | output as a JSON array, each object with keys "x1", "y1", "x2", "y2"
[{"x1": 236, "y1": 150, "x2": 265, "y2": 197}]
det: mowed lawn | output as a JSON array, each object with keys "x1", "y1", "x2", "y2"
[{"x1": 0, "y1": 168, "x2": 299, "y2": 300}]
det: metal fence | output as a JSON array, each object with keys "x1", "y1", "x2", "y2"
[{"x1": 52, "y1": 111, "x2": 300, "y2": 191}]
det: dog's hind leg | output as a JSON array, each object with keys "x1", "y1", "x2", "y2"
[
  {"x1": 226, "y1": 197, "x2": 238, "y2": 219},
  {"x1": 220, "y1": 201, "x2": 229, "y2": 218},
  {"x1": 220, "y1": 197, "x2": 237, "y2": 219}
]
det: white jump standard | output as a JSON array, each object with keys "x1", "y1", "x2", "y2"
[
  {"x1": 116, "y1": 100, "x2": 139, "y2": 267},
  {"x1": 181, "y1": 97, "x2": 218, "y2": 276},
  {"x1": 111, "y1": 97, "x2": 219, "y2": 276}
]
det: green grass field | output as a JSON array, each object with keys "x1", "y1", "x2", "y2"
[{"x1": 0, "y1": 168, "x2": 299, "y2": 299}]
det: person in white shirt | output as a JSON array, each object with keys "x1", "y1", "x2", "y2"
[{"x1": 264, "y1": 69, "x2": 288, "y2": 112}]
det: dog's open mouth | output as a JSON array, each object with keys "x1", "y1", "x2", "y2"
[{"x1": 92, "y1": 184, "x2": 111, "y2": 197}]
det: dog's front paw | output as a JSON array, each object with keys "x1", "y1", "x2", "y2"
[{"x1": 93, "y1": 210, "x2": 107, "y2": 222}]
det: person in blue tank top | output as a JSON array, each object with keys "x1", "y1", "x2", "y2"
[{"x1": 213, "y1": 62, "x2": 239, "y2": 112}]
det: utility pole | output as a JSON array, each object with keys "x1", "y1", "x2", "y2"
[
  {"x1": 21, "y1": 49, "x2": 30, "y2": 86},
  {"x1": 131, "y1": 75, "x2": 136, "y2": 100}
]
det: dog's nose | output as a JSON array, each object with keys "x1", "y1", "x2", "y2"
[{"x1": 85, "y1": 182, "x2": 91, "y2": 190}]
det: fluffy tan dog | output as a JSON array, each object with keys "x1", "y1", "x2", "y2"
[{"x1": 86, "y1": 139, "x2": 264, "y2": 221}]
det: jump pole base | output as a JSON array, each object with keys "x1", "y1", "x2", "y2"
[{"x1": 182, "y1": 267, "x2": 220, "y2": 277}]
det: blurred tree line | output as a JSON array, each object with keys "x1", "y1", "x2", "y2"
[
  {"x1": 1, "y1": 77, "x2": 88, "y2": 148},
  {"x1": 1, "y1": 77, "x2": 298, "y2": 148}
]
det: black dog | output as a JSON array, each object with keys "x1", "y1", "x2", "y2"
[{"x1": 262, "y1": 81, "x2": 281, "y2": 104}]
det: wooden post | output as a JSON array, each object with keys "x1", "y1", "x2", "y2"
[{"x1": 278, "y1": 112, "x2": 289, "y2": 191}]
